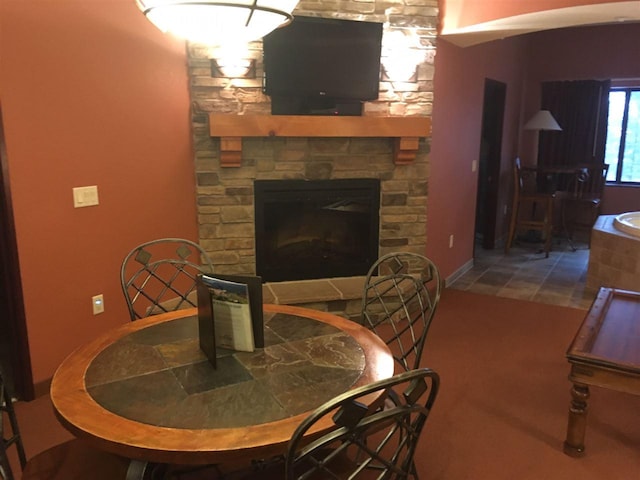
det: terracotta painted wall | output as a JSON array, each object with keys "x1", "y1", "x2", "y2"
[
  {"x1": 428, "y1": 36, "x2": 526, "y2": 280},
  {"x1": 1, "y1": 0, "x2": 637, "y2": 388},
  {"x1": 0, "y1": 1, "x2": 197, "y2": 385},
  {"x1": 441, "y1": 0, "x2": 631, "y2": 31}
]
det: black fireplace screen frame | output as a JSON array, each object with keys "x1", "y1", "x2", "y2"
[{"x1": 254, "y1": 178, "x2": 380, "y2": 282}]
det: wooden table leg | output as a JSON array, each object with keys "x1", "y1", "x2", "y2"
[{"x1": 563, "y1": 383, "x2": 590, "y2": 457}]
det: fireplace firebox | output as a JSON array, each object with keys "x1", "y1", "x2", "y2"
[{"x1": 255, "y1": 179, "x2": 380, "y2": 282}]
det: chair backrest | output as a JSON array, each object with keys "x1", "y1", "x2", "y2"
[
  {"x1": 285, "y1": 368, "x2": 439, "y2": 480},
  {"x1": 120, "y1": 238, "x2": 214, "y2": 321},
  {"x1": 514, "y1": 157, "x2": 545, "y2": 195},
  {"x1": 0, "y1": 372, "x2": 27, "y2": 480},
  {"x1": 361, "y1": 252, "x2": 442, "y2": 372},
  {"x1": 569, "y1": 163, "x2": 609, "y2": 200}
]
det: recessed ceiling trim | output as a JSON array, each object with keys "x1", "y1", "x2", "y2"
[{"x1": 440, "y1": 1, "x2": 640, "y2": 47}]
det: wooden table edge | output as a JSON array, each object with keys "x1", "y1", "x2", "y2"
[
  {"x1": 566, "y1": 287, "x2": 640, "y2": 372},
  {"x1": 50, "y1": 305, "x2": 394, "y2": 464}
]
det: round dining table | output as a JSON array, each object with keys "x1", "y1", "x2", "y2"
[{"x1": 50, "y1": 304, "x2": 393, "y2": 466}]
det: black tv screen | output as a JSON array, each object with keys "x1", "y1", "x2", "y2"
[{"x1": 262, "y1": 16, "x2": 383, "y2": 112}]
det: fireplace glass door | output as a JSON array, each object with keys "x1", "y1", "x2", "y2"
[{"x1": 255, "y1": 179, "x2": 380, "y2": 282}]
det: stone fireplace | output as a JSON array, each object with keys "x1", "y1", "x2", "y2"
[
  {"x1": 186, "y1": 1, "x2": 438, "y2": 288},
  {"x1": 193, "y1": 135, "x2": 429, "y2": 280}
]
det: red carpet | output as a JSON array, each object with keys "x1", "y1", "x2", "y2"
[
  {"x1": 417, "y1": 289, "x2": 640, "y2": 479},
  {"x1": 6, "y1": 289, "x2": 640, "y2": 478}
]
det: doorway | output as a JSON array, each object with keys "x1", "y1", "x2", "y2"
[
  {"x1": 0, "y1": 105, "x2": 34, "y2": 400},
  {"x1": 475, "y1": 78, "x2": 506, "y2": 250}
]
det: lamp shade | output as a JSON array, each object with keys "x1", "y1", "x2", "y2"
[
  {"x1": 136, "y1": 0, "x2": 299, "y2": 45},
  {"x1": 523, "y1": 110, "x2": 562, "y2": 131}
]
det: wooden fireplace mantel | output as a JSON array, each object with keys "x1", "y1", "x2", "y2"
[{"x1": 208, "y1": 114, "x2": 432, "y2": 167}]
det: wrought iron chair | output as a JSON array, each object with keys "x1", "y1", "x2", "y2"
[
  {"x1": 284, "y1": 368, "x2": 439, "y2": 479},
  {"x1": 120, "y1": 238, "x2": 214, "y2": 321},
  {"x1": 1, "y1": 371, "x2": 132, "y2": 480},
  {"x1": 0, "y1": 371, "x2": 26, "y2": 480},
  {"x1": 361, "y1": 252, "x2": 442, "y2": 373}
]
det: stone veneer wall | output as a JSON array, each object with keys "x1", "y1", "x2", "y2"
[{"x1": 187, "y1": 1, "x2": 439, "y2": 275}]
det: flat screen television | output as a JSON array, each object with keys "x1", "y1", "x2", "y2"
[{"x1": 262, "y1": 16, "x2": 383, "y2": 116}]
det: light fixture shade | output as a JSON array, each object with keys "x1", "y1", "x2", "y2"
[
  {"x1": 136, "y1": 0, "x2": 299, "y2": 45},
  {"x1": 380, "y1": 29, "x2": 425, "y2": 82},
  {"x1": 523, "y1": 110, "x2": 562, "y2": 131}
]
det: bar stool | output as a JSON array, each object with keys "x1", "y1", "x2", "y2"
[{"x1": 505, "y1": 158, "x2": 555, "y2": 257}]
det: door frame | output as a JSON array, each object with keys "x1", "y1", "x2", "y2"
[
  {"x1": 475, "y1": 78, "x2": 506, "y2": 250},
  {"x1": 0, "y1": 104, "x2": 34, "y2": 400}
]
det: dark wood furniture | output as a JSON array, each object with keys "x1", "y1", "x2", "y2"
[
  {"x1": 564, "y1": 287, "x2": 640, "y2": 457},
  {"x1": 561, "y1": 164, "x2": 609, "y2": 249},
  {"x1": 50, "y1": 304, "x2": 393, "y2": 466},
  {"x1": 508, "y1": 162, "x2": 608, "y2": 254},
  {"x1": 506, "y1": 158, "x2": 555, "y2": 257}
]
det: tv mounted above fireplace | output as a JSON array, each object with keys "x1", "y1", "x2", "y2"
[
  {"x1": 254, "y1": 179, "x2": 380, "y2": 282},
  {"x1": 262, "y1": 16, "x2": 383, "y2": 116}
]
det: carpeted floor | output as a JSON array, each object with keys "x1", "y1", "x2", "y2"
[
  {"x1": 417, "y1": 289, "x2": 640, "y2": 480},
  {"x1": 5, "y1": 288, "x2": 640, "y2": 479}
]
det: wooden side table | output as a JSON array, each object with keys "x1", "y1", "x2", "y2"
[{"x1": 564, "y1": 287, "x2": 640, "y2": 457}]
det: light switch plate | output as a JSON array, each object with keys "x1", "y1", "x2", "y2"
[{"x1": 73, "y1": 186, "x2": 99, "y2": 208}]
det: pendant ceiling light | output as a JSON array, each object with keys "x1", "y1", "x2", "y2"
[{"x1": 136, "y1": 1, "x2": 299, "y2": 45}]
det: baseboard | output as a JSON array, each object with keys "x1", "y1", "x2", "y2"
[
  {"x1": 33, "y1": 378, "x2": 52, "y2": 399},
  {"x1": 445, "y1": 258, "x2": 474, "y2": 287}
]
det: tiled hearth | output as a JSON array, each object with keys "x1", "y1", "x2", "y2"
[{"x1": 262, "y1": 276, "x2": 367, "y2": 322}]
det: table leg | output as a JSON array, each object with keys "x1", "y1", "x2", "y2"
[
  {"x1": 563, "y1": 383, "x2": 590, "y2": 457},
  {"x1": 561, "y1": 199, "x2": 578, "y2": 252}
]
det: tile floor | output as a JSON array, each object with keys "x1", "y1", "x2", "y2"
[{"x1": 448, "y1": 237, "x2": 597, "y2": 310}]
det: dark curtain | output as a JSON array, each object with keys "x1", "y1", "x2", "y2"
[{"x1": 538, "y1": 79, "x2": 611, "y2": 167}]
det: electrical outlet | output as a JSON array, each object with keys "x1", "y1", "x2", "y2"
[{"x1": 92, "y1": 294, "x2": 104, "y2": 315}]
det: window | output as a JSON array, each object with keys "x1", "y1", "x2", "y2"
[{"x1": 604, "y1": 88, "x2": 640, "y2": 183}]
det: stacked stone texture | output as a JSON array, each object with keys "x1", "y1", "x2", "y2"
[{"x1": 188, "y1": 1, "x2": 438, "y2": 275}]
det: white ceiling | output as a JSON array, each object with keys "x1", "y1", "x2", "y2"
[{"x1": 440, "y1": 1, "x2": 640, "y2": 47}]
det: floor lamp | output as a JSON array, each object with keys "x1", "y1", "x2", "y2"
[{"x1": 524, "y1": 110, "x2": 562, "y2": 164}]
